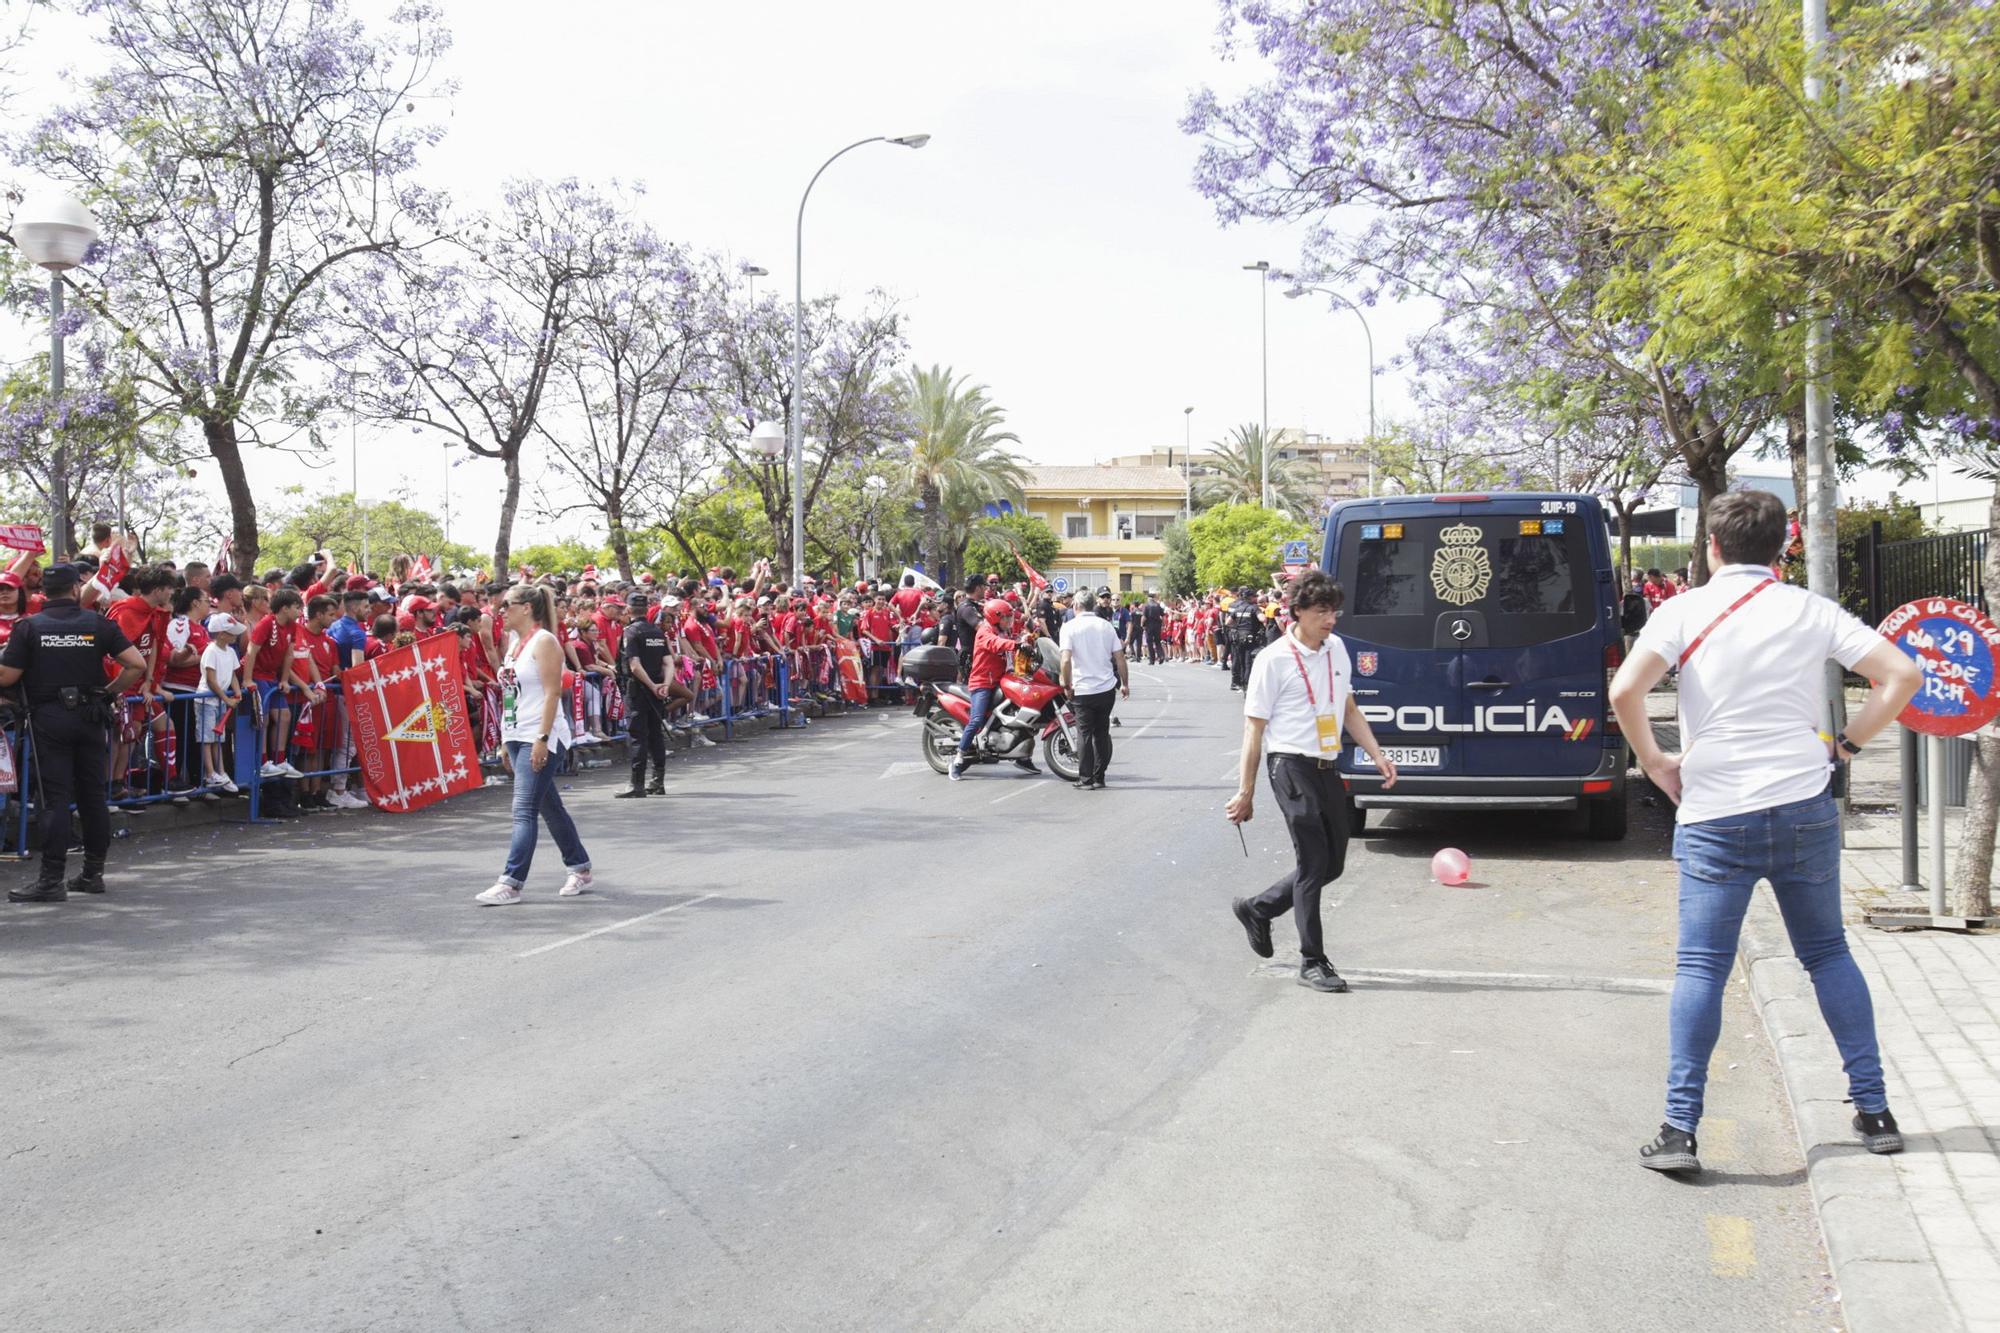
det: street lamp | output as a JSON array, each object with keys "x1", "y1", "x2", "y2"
[
  {"x1": 748, "y1": 420, "x2": 786, "y2": 460},
  {"x1": 1182, "y1": 406, "x2": 1194, "y2": 520},
  {"x1": 791, "y1": 133, "x2": 930, "y2": 586},
  {"x1": 744, "y1": 263, "x2": 768, "y2": 304},
  {"x1": 10, "y1": 188, "x2": 100, "y2": 558},
  {"x1": 1283, "y1": 281, "x2": 1378, "y2": 498},
  {"x1": 1243, "y1": 261, "x2": 1271, "y2": 507}
]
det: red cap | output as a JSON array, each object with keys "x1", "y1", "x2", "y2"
[
  {"x1": 405, "y1": 596, "x2": 435, "y2": 612},
  {"x1": 1003, "y1": 591, "x2": 1021, "y2": 605},
  {"x1": 0, "y1": 572, "x2": 22, "y2": 591},
  {"x1": 395, "y1": 612, "x2": 416, "y2": 631}
]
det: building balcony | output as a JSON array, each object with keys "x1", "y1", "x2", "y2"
[{"x1": 1057, "y1": 535, "x2": 1165, "y2": 561}]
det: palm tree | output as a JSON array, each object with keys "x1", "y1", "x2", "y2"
[
  {"x1": 1196, "y1": 423, "x2": 1316, "y2": 518},
  {"x1": 898, "y1": 364, "x2": 1027, "y2": 585}
]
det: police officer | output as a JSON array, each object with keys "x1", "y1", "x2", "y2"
[
  {"x1": 1226, "y1": 587, "x2": 1260, "y2": 692},
  {"x1": 616, "y1": 591, "x2": 673, "y2": 799},
  {"x1": 0, "y1": 563, "x2": 147, "y2": 902}
]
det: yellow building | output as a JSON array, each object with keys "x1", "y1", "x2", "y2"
[{"x1": 1021, "y1": 465, "x2": 1189, "y2": 594}]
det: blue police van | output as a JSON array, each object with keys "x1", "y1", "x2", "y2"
[{"x1": 1321, "y1": 492, "x2": 1631, "y2": 840}]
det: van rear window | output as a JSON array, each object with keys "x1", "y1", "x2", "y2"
[{"x1": 1337, "y1": 516, "x2": 1596, "y2": 648}]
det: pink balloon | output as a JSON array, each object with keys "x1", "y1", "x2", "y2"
[{"x1": 1431, "y1": 847, "x2": 1472, "y2": 886}]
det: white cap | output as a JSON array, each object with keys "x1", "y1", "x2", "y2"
[{"x1": 205, "y1": 612, "x2": 247, "y2": 636}]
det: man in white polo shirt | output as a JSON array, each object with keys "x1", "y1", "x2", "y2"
[
  {"x1": 1610, "y1": 489, "x2": 1921, "y2": 1175},
  {"x1": 1225, "y1": 571, "x2": 1397, "y2": 992},
  {"x1": 1058, "y1": 590, "x2": 1127, "y2": 790}
]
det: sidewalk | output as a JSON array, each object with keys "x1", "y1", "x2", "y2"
[{"x1": 1648, "y1": 691, "x2": 2000, "y2": 1332}]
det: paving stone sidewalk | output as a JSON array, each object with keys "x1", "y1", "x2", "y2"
[{"x1": 1648, "y1": 691, "x2": 2000, "y2": 1332}]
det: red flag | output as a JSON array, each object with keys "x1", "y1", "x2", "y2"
[
  {"x1": 215, "y1": 534, "x2": 232, "y2": 573},
  {"x1": 1008, "y1": 542, "x2": 1048, "y2": 592},
  {"x1": 340, "y1": 637, "x2": 482, "y2": 813},
  {"x1": 411, "y1": 553, "x2": 434, "y2": 582}
]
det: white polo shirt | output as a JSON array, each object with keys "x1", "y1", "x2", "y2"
[
  {"x1": 1057, "y1": 613, "x2": 1122, "y2": 695},
  {"x1": 1633, "y1": 564, "x2": 1886, "y2": 825},
  {"x1": 1244, "y1": 627, "x2": 1352, "y2": 758}
]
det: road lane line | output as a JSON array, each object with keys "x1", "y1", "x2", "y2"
[
  {"x1": 516, "y1": 893, "x2": 719, "y2": 959},
  {"x1": 1705, "y1": 1215, "x2": 1756, "y2": 1277},
  {"x1": 990, "y1": 781, "x2": 1048, "y2": 804},
  {"x1": 1329, "y1": 967, "x2": 1672, "y2": 994}
]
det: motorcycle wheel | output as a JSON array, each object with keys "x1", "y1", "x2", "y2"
[
  {"x1": 921, "y1": 706, "x2": 961, "y2": 775},
  {"x1": 1043, "y1": 726, "x2": 1083, "y2": 783}
]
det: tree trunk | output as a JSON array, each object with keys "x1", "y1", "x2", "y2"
[
  {"x1": 493, "y1": 451, "x2": 522, "y2": 580},
  {"x1": 204, "y1": 416, "x2": 260, "y2": 576},
  {"x1": 1950, "y1": 480, "x2": 2000, "y2": 918},
  {"x1": 1785, "y1": 400, "x2": 1809, "y2": 534},
  {"x1": 607, "y1": 491, "x2": 632, "y2": 582},
  {"x1": 920, "y1": 477, "x2": 944, "y2": 586},
  {"x1": 1684, "y1": 444, "x2": 1728, "y2": 586}
]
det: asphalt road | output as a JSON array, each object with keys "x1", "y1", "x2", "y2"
[{"x1": 1, "y1": 665, "x2": 1840, "y2": 1332}]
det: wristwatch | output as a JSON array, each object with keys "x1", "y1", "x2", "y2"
[
  {"x1": 1835, "y1": 731, "x2": 1862, "y2": 756},
  {"x1": 538, "y1": 732, "x2": 552, "y2": 743}
]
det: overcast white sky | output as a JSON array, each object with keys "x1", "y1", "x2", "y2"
[
  {"x1": 9, "y1": 0, "x2": 1429, "y2": 555},
  {"x1": 7, "y1": 0, "x2": 1961, "y2": 555}
]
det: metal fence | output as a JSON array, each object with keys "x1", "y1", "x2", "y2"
[{"x1": 1857, "y1": 525, "x2": 1986, "y2": 628}]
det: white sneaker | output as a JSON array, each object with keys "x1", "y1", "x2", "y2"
[
  {"x1": 258, "y1": 760, "x2": 285, "y2": 778},
  {"x1": 475, "y1": 883, "x2": 521, "y2": 905},
  {"x1": 216, "y1": 777, "x2": 240, "y2": 795},
  {"x1": 331, "y1": 790, "x2": 367, "y2": 810},
  {"x1": 278, "y1": 761, "x2": 306, "y2": 779},
  {"x1": 686, "y1": 712, "x2": 713, "y2": 725},
  {"x1": 558, "y1": 870, "x2": 591, "y2": 897},
  {"x1": 693, "y1": 732, "x2": 717, "y2": 748}
]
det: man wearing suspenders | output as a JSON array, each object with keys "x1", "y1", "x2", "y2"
[{"x1": 1609, "y1": 490, "x2": 1922, "y2": 1174}]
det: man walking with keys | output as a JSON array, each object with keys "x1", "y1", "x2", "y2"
[{"x1": 1224, "y1": 572, "x2": 1396, "y2": 992}]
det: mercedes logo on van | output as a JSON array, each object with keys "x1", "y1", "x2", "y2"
[{"x1": 1451, "y1": 618, "x2": 1472, "y2": 641}]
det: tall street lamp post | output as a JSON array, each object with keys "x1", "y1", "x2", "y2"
[
  {"x1": 10, "y1": 189, "x2": 101, "y2": 558},
  {"x1": 1182, "y1": 406, "x2": 1194, "y2": 520},
  {"x1": 791, "y1": 133, "x2": 930, "y2": 586},
  {"x1": 744, "y1": 263, "x2": 768, "y2": 305},
  {"x1": 1243, "y1": 261, "x2": 1271, "y2": 507},
  {"x1": 1282, "y1": 279, "x2": 1378, "y2": 497}
]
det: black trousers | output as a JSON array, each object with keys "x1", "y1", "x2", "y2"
[
  {"x1": 1071, "y1": 688, "x2": 1115, "y2": 783},
  {"x1": 29, "y1": 705, "x2": 111, "y2": 880},
  {"x1": 625, "y1": 689, "x2": 665, "y2": 782},
  {"x1": 1144, "y1": 629, "x2": 1163, "y2": 664},
  {"x1": 1246, "y1": 753, "x2": 1351, "y2": 963},
  {"x1": 1230, "y1": 636, "x2": 1254, "y2": 689}
]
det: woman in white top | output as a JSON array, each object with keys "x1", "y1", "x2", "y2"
[{"x1": 476, "y1": 585, "x2": 594, "y2": 905}]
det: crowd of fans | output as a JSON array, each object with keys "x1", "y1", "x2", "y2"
[{"x1": 0, "y1": 525, "x2": 1307, "y2": 844}]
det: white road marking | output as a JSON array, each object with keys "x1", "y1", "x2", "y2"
[
  {"x1": 879, "y1": 760, "x2": 929, "y2": 779},
  {"x1": 1339, "y1": 967, "x2": 1672, "y2": 994},
  {"x1": 820, "y1": 740, "x2": 858, "y2": 751},
  {"x1": 990, "y1": 781, "x2": 1047, "y2": 804},
  {"x1": 515, "y1": 893, "x2": 720, "y2": 959}
]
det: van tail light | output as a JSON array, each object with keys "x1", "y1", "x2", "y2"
[
  {"x1": 1582, "y1": 779, "x2": 1614, "y2": 794},
  {"x1": 1603, "y1": 642, "x2": 1624, "y2": 736}
]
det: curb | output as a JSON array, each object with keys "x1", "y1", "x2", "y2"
[{"x1": 1738, "y1": 892, "x2": 1961, "y2": 1332}]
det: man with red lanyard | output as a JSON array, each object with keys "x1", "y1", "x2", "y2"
[
  {"x1": 1225, "y1": 571, "x2": 1397, "y2": 993},
  {"x1": 1611, "y1": 490, "x2": 1922, "y2": 1175}
]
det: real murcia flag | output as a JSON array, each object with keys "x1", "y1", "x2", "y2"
[{"x1": 341, "y1": 637, "x2": 480, "y2": 813}]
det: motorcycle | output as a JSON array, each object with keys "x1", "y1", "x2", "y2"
[{"x1": 899, "y1": 634, "x2": 1083, "y2": 782}]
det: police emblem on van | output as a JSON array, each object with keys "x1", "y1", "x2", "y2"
[
  {"x1": 1430, "y1": 523, "x2": 1492, "y2": 606},
  {"x1": 1356, "y1": 651, "x2": 1378, "y2": 676}
]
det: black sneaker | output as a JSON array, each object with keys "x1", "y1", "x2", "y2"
[
  {"x1": 614, "y1": 787, "x2": 647, "y2": 799},
  {"x1": 1297, "y1": 959, "x2": 1348, "y2": 992},
  {"x1": 1639, "y1": 1123, "x2": 1701, "y2": 1173},
  {"x1": 1013, "y1": 759, "x2": 1039, "y2": 774},
  {"x1": 66, "y1": 871, "x2": 106, "y2": 895},
  {"x1": 1854, "y1": 1109, "x2": 1904, "y2": 1154},
  {"x1": 948, "y1": 759, "x2": 965, "y2": 782},
  {"x1": 645, "y1": 781, "x2": 666, "y2": 796},
  {"x1": 1231, "y1": 897, "x2": 1273, "y2": 958}
]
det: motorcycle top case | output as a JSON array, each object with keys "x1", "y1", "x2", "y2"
[{"x1": 898, "y1": 644, "x2": 960, "y2": 683}]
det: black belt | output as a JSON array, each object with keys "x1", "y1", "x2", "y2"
[{"x1": 1271, "y1": 752, "x2": 1342, "y2": 770}]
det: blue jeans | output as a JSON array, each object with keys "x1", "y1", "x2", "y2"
[
  {"x1": 957, "y1": 687, "x2": 997, "y2": 756},
  {"x1": 1667, "y1": 788, "x2": 1885, "y2": 1132},
  {"x1": 499, "y1": 740, "x2": 591, "y2": 889}
]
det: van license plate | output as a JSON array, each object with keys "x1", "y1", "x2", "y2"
[{"x1": 1356, "y1": 746, "x2": 1440, "y2": 768}]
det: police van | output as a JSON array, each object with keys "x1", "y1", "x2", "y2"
[{"x1": 1322, "y1": 492, "x2": 1630, "y2": 839}]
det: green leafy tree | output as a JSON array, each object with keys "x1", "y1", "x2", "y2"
[
  {"x1": 1159, "y1": 520, "x2": 1198, "y2": 599},
  {"x1": 1187, "y1": 503, "x2": 1312, "y2": 593},
  {"x1": 898, "y1": 364, "x2": 1028, "y2": 585},
  {"x1": 260, "y1": 488, "x2": 476, "y2": 575},
  {"x1": 962, "y1": 512, "x2": 1060, "y2": 581},
  {"x1": 1194, "y1": 424, "x2": 1314, "y2": 517},
  {"x1": 656, "y1": 481, "x2": 773, "y2": 576},
  {"x1": 511, "y1": 539, "x2": 612, "y2": 580}
]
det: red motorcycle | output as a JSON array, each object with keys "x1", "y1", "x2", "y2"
[{"x1": 900, "y1": 637, "x2": 1083, "y2": 782}]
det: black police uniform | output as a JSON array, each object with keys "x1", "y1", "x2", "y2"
[
  {"x1": 2, "y1": 597, "x2": 134, "y2": 898},
  {"x1": 619, "y1": 615, "x2": 673, "y2": 795},
  {"x1": 1228, "y1": 601, "x2": 1260, "y2": 690}
]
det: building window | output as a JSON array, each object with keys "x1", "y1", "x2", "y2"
[
  {"x1": 1130, "y1": 513, "x2": 1176, "y2": 538},
  {"x1": 1120, "y1": 573, "x2": 1134, "y2": 592},
  {"x1": 1065, "y1": 515, "x2": 1089, "y2": 539}
]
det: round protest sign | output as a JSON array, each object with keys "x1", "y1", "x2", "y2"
[{"x1": 1878, "y1": 597, "x2": 2000, "y2": 737}]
